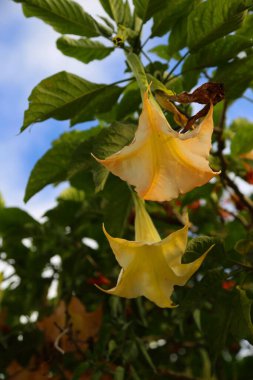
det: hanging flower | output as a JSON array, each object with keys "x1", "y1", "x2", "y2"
[
  {"x1": 97, "y1": 196, "x2": 211, "y2": 308},
  {"x1": 93, "y1": 91, "x2": 219, "y2": 202}
]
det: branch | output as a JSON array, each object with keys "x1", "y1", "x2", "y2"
[
  {"x1": 54, "y1": 327, "x2": 69, "y2": 354},
  {"x1": 216, "y1": 101, "x2": 253, "y2": 218},
  {"x1": 164, "y1": 51, "x2": 190, "y2": 83},
  {"x1": 243, "y1": 95, "x2": 253, "y2": 104},
  {"x1": 141, "y1": 35, "x2": 152, "y2": 50}
]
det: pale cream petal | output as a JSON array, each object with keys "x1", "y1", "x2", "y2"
[
  {"x1": 156, "y1": 223, "x2": 189, "y2": 265},
  {"x1": 103, "y1": 225, "x2": 143, "y2": 269},
  {"x1": 98, "y1": 244, "x2": 178, "y2": 308},
  {"x1": 100, "y1": 221, "x2": 209, "y2": 308},
  {"x1": 133, "y1": 196, "x2": 161, "y2": 242},
  {"x1": 94, "y1": 93, "x2": 219, "y2": 202},
  {"x1": 171, "y1": 250, "x2": 209, "y2": 286},
  {"x1": 141, "y1": 122, "x2": 219, "y2": 201}
]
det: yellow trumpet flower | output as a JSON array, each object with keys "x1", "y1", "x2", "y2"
[
  {"x1": 93, "y1": 91, "x2": 219, "y2": 202},
  {"x1": 97, "y1": 197, "x2": 211, "y2": 308}
]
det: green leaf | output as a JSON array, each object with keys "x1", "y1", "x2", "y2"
[
  {"x1": 103, "y1": 176, "x2": 133, "y2": 237},
  {"x1": 168, "y1": 15, "x2": 188, "y2": 54},
  {"x1": 181, "y1": 183, "x2": 215, "y2": 208},
  {"x1": 116, "y1": 83, "x2": 141, "y2": 120},
  {"x1": 146, "y1": 74, "x2": 174, "y2": 96},
  {"x1": 99, "y1": 0, "x2": 125, "y2": 24},
  {"x1": 56, "y1": 37, "x2": 114, "y2": 64},
  {"x1": 136, "y1": 338, "x2": 156, "y2": 373},
  {"x1": 0, "y1": 208, "x2": 38, "y2": 236},
  {"x1": 114, "y1": 366, "x2": 125, "y2": 380},
  {"x1": 187, "y1": 0, "x2": 252, "y2": 51},
  {"x1": 214, "y1": 55, "x2": 253, "y2": 99},
  {"x1": 24, "y1": 128, "x2": 100, "y2": 202},
  {"x1": 0, "y1": 193, "x2": 5, "y2": 208},
  {"x1": 237, "y1": 13, "x2": 253, "y2": 38},
  {"x1": 17, "y1": 0, "x2": 100, "y2": 37},
  {"x1": 182, "y1": 69, "x2": 201, "y2": 92},
  {"x1": 70, "y1": 122, "x2": 136, "y2": 192},
  {"x1": 133, "y1": 0, "x2": 167, "y2": 23},
  {"x1": 22, "y1": 71, "x2": 122, "y2": 131},
  {"x1": 230, "y1": 287, "x2": 253, "y2": 344},
  {"x1": 177, "y1": 269, "x2": 224, "y2": 320},
  {"x1": 151, "y1": 0, "x2": 195, "y2": 37},
  {"x1": 230, "y1": 118, "x2": 253, "y2": 155},
  {"x1": 58, "y1": 187, "x2": 85, "y2": 202},
  {"x1": 201, "y1": 292, "x2": 233, "y2": 363},
  {"x1": 149, "y1": 45, "x2": 170, "y2": 60},
  {"x1": 183, "y1": 35, "x2": 253, "y2": 73},
  {"x1": 202, "y1": 286, "x2": 253, "y2": 363},
  {"x1": 126, "y1": 53, "x2": 148, "y2": 97},
  {"x1": 183, "y1": 236, "x2": 217, "y2": 263},
  {"x1": 72, "y1": 362, "x2": 91, "y2": 380},
  {"x1": 70, "y1": 85, "x2": 123, "y2": 126}
]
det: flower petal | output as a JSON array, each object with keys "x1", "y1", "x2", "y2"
[
  {"x1": 94, "y1": 92, "x2": 219, "y2": 202},
  {"x1": 99, "y1": 222, "x2": 208, "y2": 308}
]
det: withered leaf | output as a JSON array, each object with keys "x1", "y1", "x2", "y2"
[{"x1": 155, "y1": 82, "x2": 224, "y2": 131}]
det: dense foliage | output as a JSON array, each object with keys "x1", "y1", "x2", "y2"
[{"x1": 1, "y1": 0, "x2": 253, "y2": 379}]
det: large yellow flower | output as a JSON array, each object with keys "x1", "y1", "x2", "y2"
[
  {"x1": 94, "y1": 91, "x2": 219, "y2": 202},
  {"x1": 97, "y1": 197, "x2": 211, "y2": 308}
]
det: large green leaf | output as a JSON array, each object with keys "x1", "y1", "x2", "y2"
[
  {"x1": 69, "y1": 122, "x2": 136, "y2": 192},
  {"x1": 230, "y1": 287, "x2": 253, "y2": 344},
  {"x1": 187, "y1": 0, "x2": 252, "y2": 51},
  {"x1": 22, "y1": 72, "x2": 122, "y2": 131},
  {"x1": 151, "y1": 0, "x2": 195, "y2": 37},
  {"x1": 237, "y1": 13, "x2": 253, "y2": 38},
  {"x1": 103, "y1": 175, "x2": 133, "y2": 237},
  {"x1": 167, "y1": 15, "x2": 188, "y2": 54},
  {"x1": 176, "y1": 269, "x2": 224, "y2": 320},
  {"x1": 24, "y1": 129, "x2": 100, "y2": 202},
  {"x1": 214, "y1": 55, "x2": 253, "y2": 99},
  {"x1": 149, "y1": 45, "x2": 170, "y2": 61},
  {"x1": 133, "y1": 0, "x2": 167, "y2": 23},
  {"x1": 183, "y1": 35, "x2": 253, "y2": 73},
  {"x1": 116, "y1": 83, "x2": 141, "y2": 120},
  {"x1": 0, "y1": 208, "x2": 38, "y2": 235},
  {"x1": 70, "y1": 85, "x2": 123, "y2": 126},
  {"x1": 56, "y1": 36, "x2": 114, "y2": 64},
  {"x1": 15, "y1": 0, "x2": 100, "y2": 37},
  {"x1": 230, "y1": 118, "x2": 253, "y2": 155},
  {"x1": 202, "y1": 286, "x2": 253, "y2": 363},
  {"x1": 99, "y1": 0, "x2": 132, "y2": 26}
]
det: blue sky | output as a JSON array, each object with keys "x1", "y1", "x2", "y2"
[{"x1": 1, "y1": 0, "x2": 253, "y2": 219}]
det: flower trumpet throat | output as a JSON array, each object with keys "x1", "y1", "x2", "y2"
[
  {"x1": 97, "y1": 198, "x2": 211, "y2": 308},
  {"x1": 93, "y1": 91, "x2": 220, "y2": 202}
]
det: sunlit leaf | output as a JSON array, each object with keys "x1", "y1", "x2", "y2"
[
  {"x1": 24, "y1": 129, "x2": 100, "y2": 201},
  {"x1": 15, "y1": 0, "x2": 100, "y2": 36},
  {"x1": 56, "y1": 36, "x2": 114, "y2": 64},
  {"x1": 187, "y1": 0, "x2": 252, "y2": 51},
  {"x1": 133, "y1": 0, "x2": 167, "y2": 23},
  {"x1": 22, "y1": 72, "x2": 122, "y2": 131}
]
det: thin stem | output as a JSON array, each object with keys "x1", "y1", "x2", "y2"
[
  {"x1": 141, "y1": 35, "x2": 152, "y2": 49},
  {"x1": 54, "y1": 327, "x2": 69, "y2": 354},
  {"x1": 202, "y1": 69, "x2": 212, "y2": 80},
  {"x1": 110, "y1": 77, "x2": 134, "y2": 86},
  {"x1": 164, "y1": 51, "x2": 190, "y2": 82},
  {"x1": 243, "y1": 95, "x2": 253, "y2": 104},
  {"x1": 141, "y1": 50, "x2": 153, "y2": 65}
]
